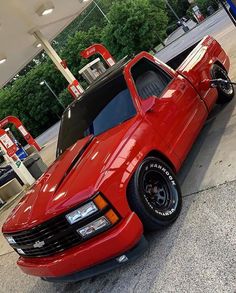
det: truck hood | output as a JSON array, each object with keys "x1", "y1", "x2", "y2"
[{"x1": 3, "y1": 117, "x2": 140, "y2": 233}]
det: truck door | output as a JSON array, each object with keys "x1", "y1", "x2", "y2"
[{"x1": 128, "y1": 55, "x2": 208, "y2": 164}]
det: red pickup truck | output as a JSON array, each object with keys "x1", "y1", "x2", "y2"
[{"x1": 2, "y1": 36, "x2": 234, "y2": 282}]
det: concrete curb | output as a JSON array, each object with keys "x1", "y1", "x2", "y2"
[{"x1": 0, "y1": 186, "x2": 27, "y2": 215}]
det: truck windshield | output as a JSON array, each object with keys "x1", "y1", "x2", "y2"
[{"x1": 57, "y1": 74, "x2": 136, "y2": 156}]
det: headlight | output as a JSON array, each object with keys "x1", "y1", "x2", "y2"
[
  {"x1": 6, "y1": 236, "x2": 16, "y2": 244},
  {"x1": 66, "y1": 193, "x2": 120, "y2": 239},
  {"x1": 66, "y1": 194, "x2": 109, "y2": 225},
  {"x1": 77, "y1": 210, "x2": 120, "y2": 238},
  {"x1": 77, "y1": 216, "x2": 110, "y2": 238},
  {"x1": 66, "y1": 202, "x2": 98, "y2": 225}
]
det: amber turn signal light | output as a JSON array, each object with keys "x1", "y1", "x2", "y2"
[
  {"x1": 105, "y1": 210, "x2": 119, "y2": 225},
  {"x1": 93, "y1": 194, "x2": 108, "y2": 210}
]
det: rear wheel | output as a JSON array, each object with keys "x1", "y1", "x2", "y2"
[
  {"x1": 212, "y1": 64, "x2": 234, "y2": 104},
  {"x1": 127, "y1": 157, "x2": 182, "y2": 230}
]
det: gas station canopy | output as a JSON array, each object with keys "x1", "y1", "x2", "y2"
[{"x1": 0, "y1": 0, "x2": 93, "y2": 88}]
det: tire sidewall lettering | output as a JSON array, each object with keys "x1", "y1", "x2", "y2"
[
  {"x1": 141, "y1": 161, "x2": 178, "y2": 217},
  {"x1": 143, "y1": 193, "x2": 176, "y2": 216},
  {"x1": 144, "y1": 163, "x2": 176, "y2": 186}
]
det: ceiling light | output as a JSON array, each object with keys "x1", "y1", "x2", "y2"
[
  {"x1": 0, "y1": 54, "x2": 6, "y2": 64},
  {"x1": 42, "y1": 8, "x2": 54, "y2": 15},
  {"x1": 0, "y1": 58, "x2": 6, "y2": 64},
  {"x1": 34, "y1": 42, "x2": 42, "y2": 48},
  {"x1": 36, "y1": 2, "x2": 55, "y2": 16}
]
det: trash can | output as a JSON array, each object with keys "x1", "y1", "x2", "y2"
[
  {"x1": 23, "y1": 153, "x2": 47, "y2": 179},
  {"x1": 25, "y1": 145, "x2": 38, "y2": 155}
]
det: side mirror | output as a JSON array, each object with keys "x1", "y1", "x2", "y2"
[{"x1": 141, "y1": 96, "x2": 156, "y2": 113}]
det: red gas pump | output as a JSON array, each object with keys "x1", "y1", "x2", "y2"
[
  {"x1": 0, "y1": 129, "x2": 35, "y2": 186},
  {"x1": 81, "y1": 44, "x2": 116, "y2": 67},
  {"x1": 0, "y1": 116, "x2": 41, "y2": 152},
  {"x1": 0, "y1": 130, "x2": 18, "y2": 158}
]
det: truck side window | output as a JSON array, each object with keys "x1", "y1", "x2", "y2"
[{"x1": 131, "y1": 58, "x2": 172, "y2": 100}]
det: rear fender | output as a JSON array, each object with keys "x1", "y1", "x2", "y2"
[{"x1": 177, "y1": 36, "x2": 230, "y2": 111}]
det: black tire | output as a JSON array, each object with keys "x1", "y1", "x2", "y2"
[
  {"x1": 212, "y1": 64, "x2": 235, "y2": 104},
  {"x1": 127, "y1": 157, "x2": 182, "y2": 230}
]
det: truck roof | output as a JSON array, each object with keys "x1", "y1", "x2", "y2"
[{"x1": 78, "y1": 56, "x2": 129, "y2": 102}]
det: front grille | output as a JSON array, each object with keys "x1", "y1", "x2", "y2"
[{"x1": 4, "y1": 198, "x2": 114, "y2": 258}]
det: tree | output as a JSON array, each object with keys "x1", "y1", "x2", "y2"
[
  {"x1": 166, "y1": 0, "x2": 190, "y2": 19},
  {"x1": 60, "y1": 26, "x2": 103, "y2": 78},
  {"x1": 0, "y1": 26, "x2": 103, "y2": 139},
  {"x1": 0, "y1": 0, "x2": 170, "y2": 139},
  {"x1": 102, "y1": 0, "x2": 168, "y2": 59},
  {"x1": 152, "y1": 0, "x2": 191, "y2": 35}
]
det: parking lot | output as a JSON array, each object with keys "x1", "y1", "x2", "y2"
[{"x1": 0, "y1": 13, "x2": 236, "y2": 293}]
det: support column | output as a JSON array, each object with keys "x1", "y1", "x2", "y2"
[
  {"x1": 0, "y1": 144, "x2": 35, "y2": 186},
  {"x1": 33, "y1": 30, "x2": 84, "y2": 98}
]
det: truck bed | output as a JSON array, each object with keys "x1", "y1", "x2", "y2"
[
  {"x1": 166, "y1": 41, "x2": 201, "y2": 70},
  {"x1": 163, "y1": 35, "x2": 230, "y2": 111}
]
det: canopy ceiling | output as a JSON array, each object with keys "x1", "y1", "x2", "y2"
[{"x1": 0, "y1": 0, "x2": 93, "y2": 88}]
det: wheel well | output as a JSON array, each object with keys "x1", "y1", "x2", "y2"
[
  {"x1": 212, "y1": 61, "x2": 227, "y2": 74},
  {"x1": 145, "y1": 150, "x2": 176, "y2": 173}
]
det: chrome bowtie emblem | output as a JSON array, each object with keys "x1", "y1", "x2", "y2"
[{"x1": 33, "y1": 240, "x2": 45, "y2": 249}]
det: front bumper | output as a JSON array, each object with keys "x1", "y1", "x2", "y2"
[
  {"x1": 42, "y1": 236, "x2": 147, "y2": 283},
  {"x1": 17, "y1": 212, "x2": 143, "y2": 278}
]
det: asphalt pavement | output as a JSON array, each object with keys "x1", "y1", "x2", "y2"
[
  {"x1": 156, "y1": 9, "x2": 233, "y2": 63},
  {"x1": 0, "y1": 180, "x2": 235, "y2": 293},
  {"x1": 165, "y1": 20, "x2": 197, "y2": 45},
  {"x1": 36, "y1": 121, "x2": 60, "y2": 147}
]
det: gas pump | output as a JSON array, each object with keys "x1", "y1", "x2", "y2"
[
  {"x1": 192, "y1": 5, "x2": 204, "y2": 22},
  {"x1": 0, "y1": 116, "x2": 41, "y2": 152},
  {"x1": 0, "y1": 129, "x2": 35, "y2": 186},
  {"x1": 78, "y1": 44, "x2": 116, "y2": 86},
  {"x1": 80, "y1": 44, "x2": 116, "y2": 67},
  {"x1": 79, "y1": 58, "x2": 107, "y2": 85},
  {"x1": 5, "y1": 128, "x2": 28, "y2": 160}
]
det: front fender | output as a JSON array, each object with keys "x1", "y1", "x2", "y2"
[{"x1": 99, "y1": 120, "x2": 180, "y2": 218}]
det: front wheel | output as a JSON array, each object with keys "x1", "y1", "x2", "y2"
[
  {"x1": 127, "y1": 157, "x2": 182, "y2": 230},
  {"x1": 212, "y1": 64, "x2": 235, "y2": 104}
]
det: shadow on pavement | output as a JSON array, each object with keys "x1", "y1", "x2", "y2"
[{"x1": 178, "y1": 95, "x2": 236, "y2": 195}]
